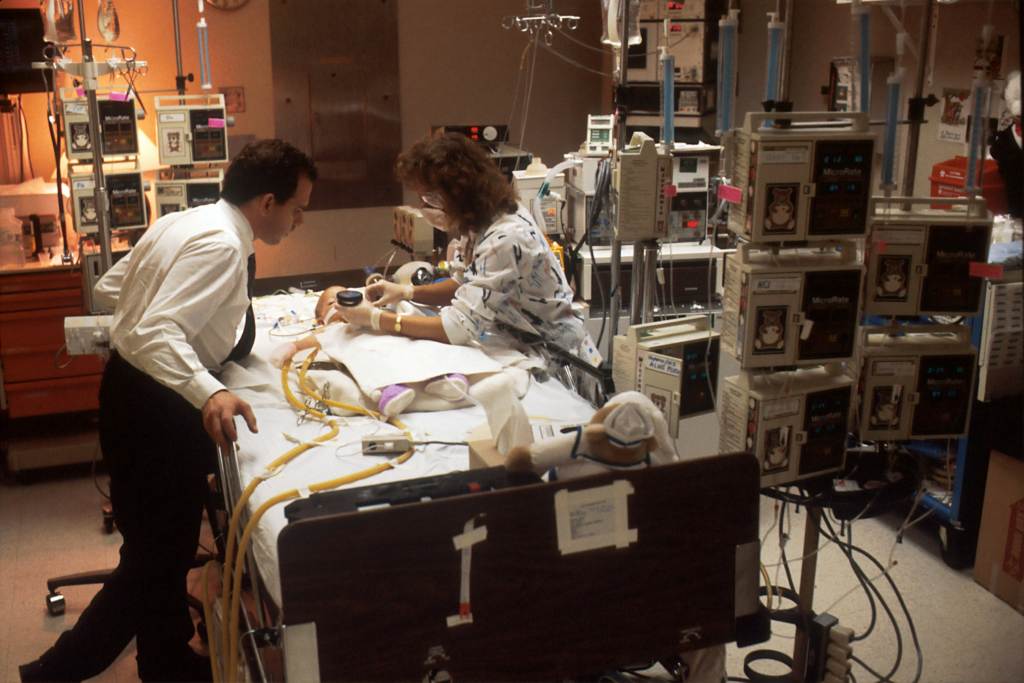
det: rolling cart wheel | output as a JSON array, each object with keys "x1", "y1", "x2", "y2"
[
  {"x1": 102, "y1": 506, "x2": 115, "y2": 534},
  {"x1": 46, "y1": 592, "x2": 65, "y2": 616},
  {"x1": 939, "y1": 524, "x2": 976, "y2": 570},
  {"x1": 196, "y1": 620, "x2": 208, "y2": 643}
]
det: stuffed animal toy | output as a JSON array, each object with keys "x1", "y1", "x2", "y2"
[{"x1": 505, "y1": 391, "x2": 675, "y2": 481}]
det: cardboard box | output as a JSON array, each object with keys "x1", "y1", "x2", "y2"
[
  {"x1": 466, "y1": 423, "x2": 504, "y2": 470},
  {"x1": 973, "y1": 449, "x2": 1024, "y2": 614}
]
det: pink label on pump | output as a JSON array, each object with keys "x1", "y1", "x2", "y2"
[
  {"x1": 717, "y1": 184, "x2": 742, "y2": 204},
  {"x1": 969, "y1": 262, "x2": 1003, "y2": 279},
  {"x1": 109, "y1": 92, "x2": 128, "y2": 101},
  {"x1": 208, "y1": 118, "x2": 226, "y2": 128}
]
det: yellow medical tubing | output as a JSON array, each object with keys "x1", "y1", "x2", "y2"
[
  {"x1": 223, "y1": 351, "x2": 413, "y2": 683},
  {"x1": 217, "y1": 360, "x2": 343, "y2": 664},
  {"x1": 201, "y1": 560, "x2": 222, "y2": 683}
]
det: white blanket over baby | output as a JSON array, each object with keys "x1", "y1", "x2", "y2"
[
  {"x1": 315, "y1": 323, "x2": 504, "y2": 393},
  {"x1": 314, "y1": 323, "x2": 535, "y2": 453}
]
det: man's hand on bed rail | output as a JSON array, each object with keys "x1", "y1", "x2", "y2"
[{"x1": 203, "y1": 390, "x2": 258, "y2": 453}]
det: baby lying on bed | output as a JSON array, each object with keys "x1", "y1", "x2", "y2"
[{"x1": 269, "y1": 292, "x2": 543, "y2": 424}]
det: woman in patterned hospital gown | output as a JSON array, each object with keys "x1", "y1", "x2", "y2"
[{"x1": 318, "y1": 131, "x2": 587, "y2": 354}]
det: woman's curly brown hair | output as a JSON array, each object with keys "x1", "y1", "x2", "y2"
[{"x1": 396, "y1": 132, "x2": 519, "y2": 234}]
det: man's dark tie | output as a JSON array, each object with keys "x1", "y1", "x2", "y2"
[{"x1": 225, "y1": 253, "x2": 256, "y2": 363}]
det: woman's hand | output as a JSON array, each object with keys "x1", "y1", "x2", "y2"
[
  {"x1": 365, "y1": 280, "x2": 413, "y2": 307},
  {"x1": 315, "y1": 286, "x2": 345, "y2": 322},
  {"x1": 332, "y1": 297, "x2": 376, "y2": 328}
]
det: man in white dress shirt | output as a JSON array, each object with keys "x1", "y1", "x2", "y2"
[{"x1": 20, "y1": 140, "x2": 316, "y2": 683}]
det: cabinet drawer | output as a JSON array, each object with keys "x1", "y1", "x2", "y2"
[
  {"x1": 0, "y1": 288, "x2": 83, "y2": 313},
  {"x1": 0, "y1": 306, "x2": 83, "y2": 348},
  {"x1": 1, "y1": 344, "x2": 105, "y2": 382},
  {"x1": 4, "y1": 374, "x2": 101, "y2": 418},
  {"x1": 0, "y1": 269, "x2": 81, "y2": 295}
]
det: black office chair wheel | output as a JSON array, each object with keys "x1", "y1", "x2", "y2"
[
  {"x1": 102, "y1": 506, "x2": 115, "y2": 534},
  {"x1": 46, "y1": 592, "x2": 65, "y2": 616}
]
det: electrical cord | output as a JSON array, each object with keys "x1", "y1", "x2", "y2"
[
  {"x1": 819, "y1": 516, "x2": 924, "y2": 683},
  {"x1": 540, "y1": 42, "x2": 613, "y2": 79}
]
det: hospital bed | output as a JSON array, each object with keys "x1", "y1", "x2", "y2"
[{"x1": 211, "y1": 291, "x2": 766, "y2": 681}]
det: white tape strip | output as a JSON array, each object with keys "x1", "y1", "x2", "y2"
[
  {"x1": 555, "y1": 480, "x2": 637, "y2": 556},
  {"x1": 281, "y1": 432, "x2": 327, "y2": 449},
  {"x1": 453, "y1": 525, "x2": 488, "y2": 550},
  {"x1": 447, "y1": 519, "x2": 486, "y2": 628},
  {"x1": 257, "y1": 463, "x2": 285, "y2": 481},
  {"x1": 297, "y1": 486, "x2": 311, "y2": 499}
]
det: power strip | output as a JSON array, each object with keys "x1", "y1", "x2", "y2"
[
  {"x1": 362, "y1": 436, "x2": 413, "y2": 454},
  {"x1": 64, "y1": 315, "x2": 113, "y2": 355}
]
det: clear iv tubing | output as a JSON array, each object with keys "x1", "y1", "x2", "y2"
[
  {"x1": 716, "y1": 11, "x2": 739, "y2": 136},
  {"x1": 662, "y1": 50, "x2": 675, "y2": 147},
  {"x1": 197, "y1": 17, "x2": 211, "y2": 90},
  {"x1": 881, "y1": 70, "x2": 904, "y2": 189}
]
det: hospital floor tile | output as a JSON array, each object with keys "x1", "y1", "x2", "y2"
[{"x1": 2, "y1": 469, "x2": 1023, "y2": 683}]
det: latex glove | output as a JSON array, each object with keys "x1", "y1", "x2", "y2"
[
  {"x1": 316, "y1": 286, "x2": 345, "y2": 322},
  {"x1": 365, "y1": 280, "x2": 413, "y2": 307},
  {"x1": 332, "y1": 297, "x2": 376, "y2": 327}
]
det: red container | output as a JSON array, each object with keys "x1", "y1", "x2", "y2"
[{"x1": 930, "y1": 156, "x2": 1007, "y2": 215}]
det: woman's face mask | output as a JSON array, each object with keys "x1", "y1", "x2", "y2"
[{"x1": 420, "y1": 207, "x2": 454, "y2": 232}]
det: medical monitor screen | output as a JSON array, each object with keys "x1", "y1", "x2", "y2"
[{"x1": 0, "y1": 10, "x2": 47, "y2": 95}]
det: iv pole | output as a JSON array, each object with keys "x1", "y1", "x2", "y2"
[{"x1": 76, "y1": 0, "x2": 114, "y2": 274}]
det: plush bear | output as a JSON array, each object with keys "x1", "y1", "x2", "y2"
[{"x1": 505, "y1": 391, "x2": 671, "y2": 481}]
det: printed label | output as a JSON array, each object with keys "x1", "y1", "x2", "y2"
[
  {"x1": 873, "y1": 360, "x2": 916, "y2": 377},
  {"x1": 645, "y1": 353, "x2": 682, "y2": 377},
  {"x1": 555, "y1": 481, "x2": 637, "y2": 555},
  {"x1": 762, "y1": 147, "x2": 809, "y2": 164},
  {"x1": 753, "y1": 277, "x2": 801, "y2": 293},
  {"x1": 762, "y1": 398, "x2": 800, "y2": 420},
  {"x1": 159, "y1": 113, "x2": 187, "y2": 122}
]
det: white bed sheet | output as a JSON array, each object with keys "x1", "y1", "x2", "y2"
[{"x1": 223, "y1": 293, "x2": 597, "y2": 607}]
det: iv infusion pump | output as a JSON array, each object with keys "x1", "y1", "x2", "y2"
[
  {"x1": 721, "y1": 242, "x2": 865, "y2": 369},
  {"x1": 612, "y1": 317, "x2": 720, "y2": 438},
  {"x1": 70, "y1": 167, "x2": 148, "y2": 232},
  {"x1": 851, "y1": 325, "x2": 978, "y2": 441},
  {"x1": 864, "y1": 197, "x2": 992, "y2": 317},
  {"x1": 62, "y1": 89, "x2": 140, "y2": 161},
  {"x1": 155, "y1": 94, "x2": 230, "y2": 166},
  {"x1": 729, "y1": 112, "x2": 875, "y2": 244},
  {"x1": 155, "y1": 169, "x2": 223, "y2": 217},
  {"x1": 719, "y1": 364, "x2": 854, "y2": 488},
  {"x1": 612, "y1": 132, "x2": 673, "y2": 242}
]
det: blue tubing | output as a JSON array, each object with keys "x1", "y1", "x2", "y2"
[
  {"x1": 765, "y1": 26, "x2": 782, "y2": 102},
  {"x1": 718, "y1": 25, "x2": 735, "y2": 132}
]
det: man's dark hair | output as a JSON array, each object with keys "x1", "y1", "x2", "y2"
[{"x1": 220, "y1": 139, "x2": 318, "y2": 206}]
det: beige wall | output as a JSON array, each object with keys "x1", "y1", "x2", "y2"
[{"x1": 9, "y1": 1, "x2": 1016, "y2": 277}]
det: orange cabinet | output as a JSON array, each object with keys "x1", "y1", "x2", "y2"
[{"x1": 0, "y1": 268, "x2": 103, "y2": 418}]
